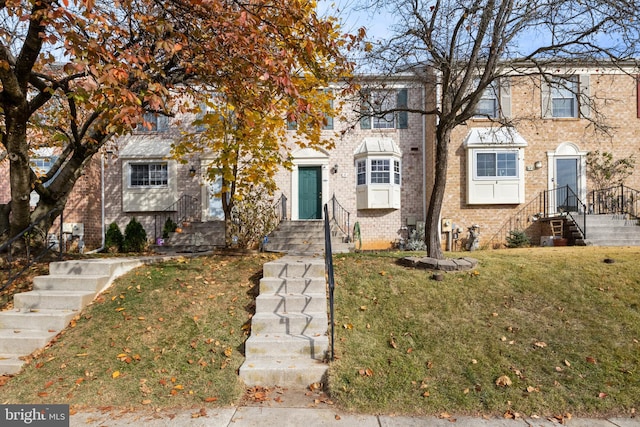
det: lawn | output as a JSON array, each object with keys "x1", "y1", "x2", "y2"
[
  {"x1": 0, "y1": 247, "x2": 639, "y2": 418},
  {"x1": 328, "y1": 247, "x2": 640, "y2": 418}
]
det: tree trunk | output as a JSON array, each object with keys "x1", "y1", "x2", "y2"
[
  {"x1": 425, "y1": 124, "x2": 452, "y2": 260},
  {"x1": 6, "y1": 105, "x2": 32, "y2": 239}
]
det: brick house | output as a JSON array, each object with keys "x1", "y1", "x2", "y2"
[
  {"x1": 4, "y1": 64, "x2": 640, "y2": 252},
  {"x1": 431, "y1": 64, "x2": 640, "y2": 249}
]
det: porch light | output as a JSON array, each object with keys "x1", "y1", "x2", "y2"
[
  {"x1": 534, "y1": 161, "x2": 543, "y2": 169},
  {"x1": 189, "y1": 165, "x2": 196, "y2": 177}
]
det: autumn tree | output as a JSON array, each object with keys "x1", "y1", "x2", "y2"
[
  {"x1": 0, "y1": 0, "x2": 356, "y2": 245},
  {"x1": 354, "y1": 0, "x2": 640, "y2": 259}
]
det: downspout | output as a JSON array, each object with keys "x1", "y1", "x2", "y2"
[
  {"x1": 422, "y1": 84, "x2": 427, "y2": 221},
  {"x1": 87, "y1": 152, "x2": 106, "y2": 254}
]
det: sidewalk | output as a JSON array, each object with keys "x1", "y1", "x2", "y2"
[
  {"x1": 69, "y1": 388, "x2": 640, "y2": 427},
  {"x1": 70, "y1": 406, "x2": 640, "y2": 427}
]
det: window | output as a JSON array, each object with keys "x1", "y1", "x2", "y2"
[
  {"x1": 138, "y1": 112, "x2": 169, "y2": 132},
  {"x1": 472, "y1": 78, "x2": 511, "y2": 119},
  {"x1": 287, "y1": 89, "x2": 334, "y2": 131},
  {"x1": 354, "y1": 138, "x2": 402, "y2": 210},
  {"x1": 475, "y1": 151, "x2": 518, "y2": 178},
  {"x1": 130, "y1": 163, "x2": 168, "y2": 187},
  {"x1": 464, "y1": 127, "x2": 527, "y2": 205},
  {"x1": 394, "y1": 160, "x2": 400, "y2": 185},
  {"x1": 371, "y1": 159, "x2": 390, "y2": 183},
  {"x1": 551, "y1": 76, "x2": 578, "y2": 118},
  {"x1": 360, "y1": 88, "x2": 408, "y2": 130},
  {"x1": 356, "y1": 160, "x2": 366, "y2": 185},
  {"x1": 30, "y1": 156, "x2": 58, "y2": 206},
  {"x1": 474, "y1": 81, "x2": 499, "y2": 118},
  {"x1": 542, "y1": 75, "x2": 590, "y2": 119}
]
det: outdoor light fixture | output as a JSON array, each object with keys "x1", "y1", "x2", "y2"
[
  {"x1": 331, "y1": 164, "x2": 338, "y2": 174},
  {"x1": 534, "y1": 161, "x2": 543, "y2": 169},
  {"x1": 189, "y1": 165, "x2": 196, "y2": 177}
]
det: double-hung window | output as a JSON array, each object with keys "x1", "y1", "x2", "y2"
[
  {"x1": 474, "y1": 81, "x2": 500, "y2": 118},
  {"x1": 138, "y1": 112, "x2": 169, "y2": 132},
  {"x1": 550, "y1": 76, "x2": 578, "y2": 118},
  {"x1": 542, "y1": 74, "x2": 590, "y2": 119},
  {"x1": 360, "y1": 88, "x2": 408, "y2": 130},
  {"x1": 130, "y1": 163, "x2": 168, "y2": 187}
]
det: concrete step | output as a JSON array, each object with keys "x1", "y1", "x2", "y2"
[
  {"x1": 250, "y1": 312, "x2": 327, "y2": 335},
  {"x1": 255, "y1": 293, "x2": 327, "y2": 314},
  {"x1": 244, "y1": 334, "x2": 328, "y2": 360},
  {"x1": 33, "y1": 275, "x2": 110, "y2": 292},
  {"x1": 14, "y1": 290, "x2": 96, "y2": 311},
  {"x1": 0, "y1": 309, "x2": 77, "y2": 331},
  {"x1": 238, "y1": 357, "x2": 328, "y2": 387},
  {"x1": 259, "y1": 277, "x2": 326, "y2": 295},
  {"x1": 49, "y1": 259, "x2": 142, "y2": 276},
  {"x1": 0, "y1": 354, "x2": 27, "y2": 375},
  {"x1": 0, "y1": 329, "x2": 58, "y2": 354},
  {"x1": 263, "y1": 257, "x2": 325, "y2": 278}
]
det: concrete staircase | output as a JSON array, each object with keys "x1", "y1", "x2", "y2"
[
  {"x1": 156, "y1": 221, "x2": 225, "y2": 253},
  {"x1": 578, "y1": 214, "x2": 640, "y2": 246},
  {"x1": 263, "y1": 220, "x2": 352, "y2": 254},
  {"x1": 0, "y1": 258, "x2": 144, "y2": 374},
  {"x1": 239, "y1": 256, "x2": 329, "y2": 387}
]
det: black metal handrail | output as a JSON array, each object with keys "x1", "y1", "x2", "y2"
[
  {"x1": 154, "y1": 194, "x2": 200, "y2": 241},
  {"x1": 588, "y1": 184, "x2": 640, "y2": 218},
  {"x1": 323, "y1": 203, "x2": 335, "y2": 362},
  {"x1": 327, "y1": 194, "x2": 350, "y2": 240},
  {"x1": 0, "y1": 208, "x2": 64, "y2": 291},
  {"x1": 488, "y1": 185, "x2": 587, "y2": 248}
]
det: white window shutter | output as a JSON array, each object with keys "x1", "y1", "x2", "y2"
[
  {"x1": 499, "y1": 78, "x2": 511, "y2": 119},
  {"x1": 579, "y1": 74, "x2": 590, "y2": 119},
  {"x1": 541, "y1": 77, "x2": 552, "y2": 118}
]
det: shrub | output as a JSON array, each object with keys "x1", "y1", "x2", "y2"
[
  {"x1": 105, "y1": 222, "x2": 124, "y2": 253},
  {"x1": 162, "y1": 217, "x2": 178, "y2": 238},
  {"x1": 506, "y1": 230, "x2": 530, "y2": 248},
  {"x1": 123, "y1": 217, "x2": 148, "y2": 252}
]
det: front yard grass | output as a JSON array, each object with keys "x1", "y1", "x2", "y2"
[
  {"x1": 328, "y1": 246, "x2": 640, "y2": 417},
  {"x1": 0, "y1": 246, "x2": 639, "y2": 418}
]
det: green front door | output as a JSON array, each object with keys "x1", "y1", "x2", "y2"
[{"x1": 299, "y1": 166, "x2": 322, "y2": 219}]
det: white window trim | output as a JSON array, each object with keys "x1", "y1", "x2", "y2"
[
  {"x1": 472, "y1": 77, "x2": 511, "y2": 119},
  {"x1": 472, "y1": 149, "x2": 520, "y2": 180},
  {"x1": 128, "y1": 162, "x2": 169, "y2": 188},
  {"x1": 355, "y1": 157, "x2": 402, "y2": 186}
]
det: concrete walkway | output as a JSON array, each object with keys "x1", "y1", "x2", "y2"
[{"x1": 70, "y1": 406, "x2": 640, "y2": 426}]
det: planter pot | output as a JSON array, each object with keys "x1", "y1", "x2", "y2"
[{"x1": 553, "y1": 238, "x2": 568, "y2": 246}]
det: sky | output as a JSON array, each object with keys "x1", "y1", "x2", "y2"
[{"x1": 317, "y1": 0, "x2": 395, "y2": 42}]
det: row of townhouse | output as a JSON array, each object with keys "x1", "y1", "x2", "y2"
[{"x1": 2, "y1": 63, "x2": 639, "y2": 251}]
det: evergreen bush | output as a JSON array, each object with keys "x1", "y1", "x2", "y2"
[
  {"x1": 123, "y1": 217, "x2": 148, "y2": 252},
  {"x1": 162, "y1": 217, "x2": 178, "y2": 238},
  {"x1": 105, "y1": 222, "x2": 124, "y2": 253},
  {"x1": 506, "y1": 230, "x2": 530, "y2": 248}
]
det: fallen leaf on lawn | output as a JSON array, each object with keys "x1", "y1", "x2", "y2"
[
  {"x1": 335, "y1": 415, "x2": 341, "y2": 420},
  {"x1": 495, "y1": 375, "x2": 512, "y2": 387},
  {"x1": 534, "y1": 341, "x2": 547, "y2": 348},
  {"x1": 526, "y1": 386, "x2": 539, "y2": 393},
  {"x1": 203, "y1": 397, "x2": 218, "y2": 402},
  {"x1": 112, "y1": 371, "x2": 120, "y2": 379},
  {"x1": 564, "y1": 359, "x2": 571, "y2": 367},
  {"x1": 115, "y1": 307, "x2": 125, "y2": 312},
  {"x1": 359, "y1": 306, "x2": 367, "y2": 311},
  {"x1": 76, "y1": 353, "x2": 88, "y2": 357},
  {"x1": 439, "y1": 412, "x2": 451, "y2": 419},
  {"x1": 389, "y1": 336, "x2": 398, "y2": 349},
  {"x1": 174, "y1": 384, "x2": 184, "y2": 390},
  {"x1": 379, "y1": 271, "x2": 386, "y2": 276},
  {"x1": 37, "y1": 392, "x2": 48, "y2": 397},
  {"x1": 224, "y1": 347, "x2": 233, "y2": 357},
  {"x1": 358, "y1": 368, "x2": 373, "y2": 377},
  {"x1": 44, "y1": 380, "x2": 54, "y2": 389},
  {"x1": 343, "y1": 323, "x2": 353, "y2": 330},
  {"x1": 141, "y1": 399, "x2": 151, "y2": 405},
  {"x1": 422, "y1": 391, "x2": 430, "y2": 397},
  {"x1": 586, "y1": 356, "x2": 597, "y2": 364},
  {"x1": 599, "y1": 392, "x2": 608, "y2": 399}
]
